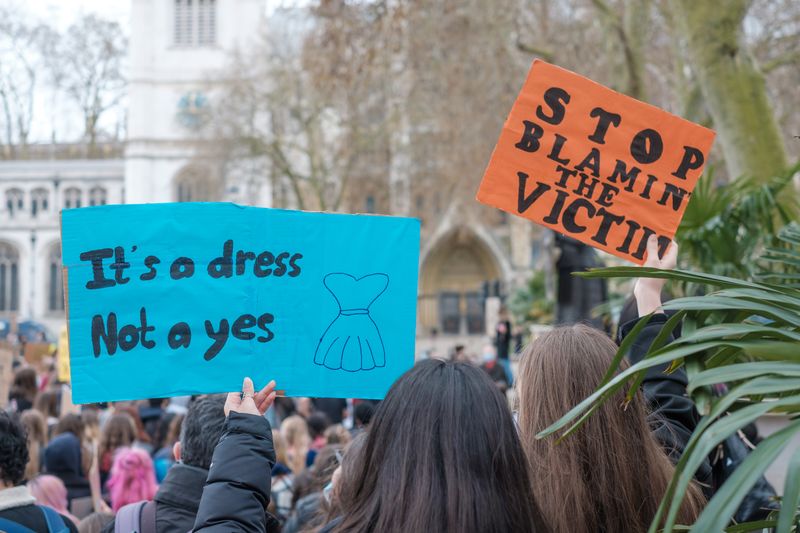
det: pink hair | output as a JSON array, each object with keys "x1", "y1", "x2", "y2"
[
  {"x1": 28, "y1": 475, "x2": 79, "y2": 525},
  {"x1": 106, "y1": 447, "x2": 159, "y2": 512}
]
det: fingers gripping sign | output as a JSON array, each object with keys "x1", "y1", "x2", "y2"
[
  {"x1": 224, "y1": 377, "x2": 277, "y2": 417},
  {"x1": 634, "y1": 235, "x2": 678, "y2": 317}
]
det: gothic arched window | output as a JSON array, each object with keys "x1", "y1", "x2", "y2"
[
  {"x1": 48, "y1": 243, "x2": 65, "y2": 312},
  {"x1": 0, "y1": 242, "x2": 20, "y2": 312},
  {"x1": 30, "y1": 188, "x2": 49, "y2": 217},
  {"x1": 5, "y1": 188, "x2": 24, "y2": 217},
  {"x1": 89, "y1": 186, "x2": 108, "y2": 206},
  {"x1": 63, "y1": 187, "x2": 83, "y2": 209}
]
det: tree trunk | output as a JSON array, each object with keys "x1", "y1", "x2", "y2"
[{"x1": 669, "y1": 0, "x2": 788, "y2": 182}]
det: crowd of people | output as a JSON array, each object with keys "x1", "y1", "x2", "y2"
[{"x1": 0, "y1": 237, "x2": 776, "y2": 532}]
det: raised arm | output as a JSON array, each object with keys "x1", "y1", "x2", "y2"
[
  {"x1": 619, "y1": 236, "x2": 713, "y2": 493},
  {"x1": 194, "y1": 378, "x2": 278, "y2": 532}
]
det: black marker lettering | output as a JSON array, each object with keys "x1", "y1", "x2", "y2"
[
  {"x1": 110, "y1": 246, "x2": 131, "y2": 285},
  {"x1": 91, "y1": 312, "x2": 117, "y2": 356},
  {"x1": 254, "y1": 251, "x2": 274, "y2": 277},
  {"x1": 273, "y1": 252, "x2": 290, "y2": 277},
  {"x1": 288, "y1": 254, "x2": 303, "y2": 277},
  {"x1": 208, "y1": 240, "x2": 234, "y2": 279},
  {"x1": 232, "y1": 314, "x2": 257, "y2": 340},
  {"x1": 170, "y1": 257, "x2": 195, "y2": 280},
  {"x1": 168, "y1": 322, "x2": 191, "y2": 349},
  {"x1": 80, "y1": 248, "x2": 115, "y2": 289},
  {"x1": 140, "y1": 255, "x2": 160, "y2": 281},
  {"x1": 203, "y1": 319, "x2": 229, "y2": 361},
  {"x1": 236, "y1": 250, "x2": 256, "y2": 275},
  {"x1": 257, "y1": 313, "x2": 275, "y2": 343}
]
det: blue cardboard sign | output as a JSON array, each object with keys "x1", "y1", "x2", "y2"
[{"x1": 61, "y1": 203, "x2": 420, "y2": 404}]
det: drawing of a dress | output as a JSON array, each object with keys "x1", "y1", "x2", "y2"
[{"x1": 314, "y1": 273, "x2": 388, "y2": 372}]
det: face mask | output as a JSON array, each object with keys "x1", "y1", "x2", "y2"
[
  {"x1": 482, "y1": 352, "x2": 495, "y2": 363},
  {"x1": 323, "y1": 481, "x2": 334, "y2": 504}
]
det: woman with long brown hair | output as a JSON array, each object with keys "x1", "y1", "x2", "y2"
[
  {"x1": 327, "y1": 359, "x2": 546, "y2": 533},
  {"x1": 9, "y1": 367, "x2": 38, "y2": 412},
  {"x1": 98, "y1": 413, "x2": 137, "y2": 487},
  {"x1": 193, "y1": 364, "x2": 547, "y2": 533},
  {"x1": 516, "y1": 237, "x2": 705, "y2": 533},
  {"x1": 20, "y1": 409, "x2": 48, "y2": 480}
]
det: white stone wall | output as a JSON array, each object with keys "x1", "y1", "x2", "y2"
[
  {"x1": 0, "y1": 159, "x2": 124, "y2": 334},
  {"x1": 126, "y1": 0, "x2": 267, "y2": 205}
]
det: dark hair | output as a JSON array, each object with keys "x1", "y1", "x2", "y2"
[
  {"x1": 148, "y1": 398, "x2": 167, "y2": 408},
  {"x1": 180, "y1": 395, "x2": 226, "y2": 469},
  {"x1": 0, "y1": 411, "x2": 30, "y2": 485},
  {"x1": 307, "y1": 412, "x2": 331, "y2": 439},
  {"x1": 11, "y1": 368, "x2": 38, "y2": 403},
  {"x1": 333, "y1": 359, "x2": 546, "y2": 533},
  {"x1": 152, "y1": 412, "x2": 177, "y2": 451},
  {"x1": 353, "y1": 402, "x2": 374, "y2": 427},
  {"x1": 328, "y1": 432, "x2": 367, "y2": 517},
  {"x1": 54, "y1": 414, "x2": 84, "y2": 441}
]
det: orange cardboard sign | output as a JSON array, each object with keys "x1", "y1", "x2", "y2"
[{"x1": 477, "y1": 60, "x2": 715, "y2": 264}]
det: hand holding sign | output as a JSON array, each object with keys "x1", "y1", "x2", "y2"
[
  {"x1": 477, "y1": 60, "x2": 715, "y2": 264},
  {"x1": 224, "y1": 377, "x2": 277, "y2": 417},
  {"x1": 634, "y1": 236, "x2": 678, "y2": 317}
]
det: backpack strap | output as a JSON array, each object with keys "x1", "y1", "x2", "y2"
[
  {"x1": 115, "y1": 501, "x2": 147, "y2": 533},
  {"x1": 140, "y1": 500, "x2": 157, "y2": 533},
  {"x1": 39, "y1": 505, "x2": 69, "y2": 533},
  {"x1": 0, "y1": 517, "x2": 38, "y2": 533}
]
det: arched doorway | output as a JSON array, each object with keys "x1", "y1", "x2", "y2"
[
  {"x1": 173, "y1": 165, "x2": 222, "y2": 202},
  {"x1": 419, "y1": 227, "x2": 503, "y2": 336}
]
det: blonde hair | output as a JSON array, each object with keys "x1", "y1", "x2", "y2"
[
  {"x1": 20, "y1": 410, "x2": 48, "y2": 480},
  {"x1": 517, "y1": 324, "x2": 704, "y2": 533},
  {"x1": 272, "y1": 429, "x2": 288, "y2": 467},
  {"x1": 280, "y1": 415, "x2": 310, "y2": 475},
  {"x1": 324, "y1": 424, "x2": 351, "y2": 446}
]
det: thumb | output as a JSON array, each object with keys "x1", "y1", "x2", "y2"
[
  {"x1": 242, "y1": 377, "x2": 255, "y2": 398},
  {"x1": 643, "y1": 234, "x2": 660, "y2": 268}
]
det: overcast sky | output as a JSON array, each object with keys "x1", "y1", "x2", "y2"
[{"x1": 16, "y1": 0, "x2": 308, "y2": 143}]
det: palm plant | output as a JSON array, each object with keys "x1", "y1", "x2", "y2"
[
  {"x1": 677, "y1": 163, "x2": 799, "y2": 280},
  {"x1": 539, "y1": 222, "x2": 800, "y2": 532}
]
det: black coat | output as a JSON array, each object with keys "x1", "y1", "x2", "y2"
[
  {"x1": 101, "y1": 463, "x2": 209, "y2": 533},
  {"x1": 0, "y1": 503, "x2": 78, "y2": 532},
  {"x1": 619, "y1": 313, "x2": 714, "y2": 496},
  {"x1": 193, "y1": 412, "x2": 278, "y2": 533}
]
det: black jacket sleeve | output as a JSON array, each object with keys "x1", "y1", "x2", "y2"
[
  {"x1": 618, "y1": 313, "x2": 714, "y2": 496},
  {"x1": 193, "y1": 412, "x2": 276, "y2": 532}
]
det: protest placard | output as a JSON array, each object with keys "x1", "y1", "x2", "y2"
[
  {"x1": 477, "y1": 59, "x2": 715, "y2": 264},
  {"x1": 58, "y1": 324, "x2": 70, "y2": 383},
  {"x1": 24, "y1": 342, "x2": 52, "y2": 366},
  {"x1": 61, "y1": 203, "x2": 420, "y2": 404}
]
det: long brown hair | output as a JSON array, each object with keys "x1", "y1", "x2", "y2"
[
  {"x1": 333, "y1": 359, "x2": 547, "y2": 533},
  {"x1": 99, "y1": 413, "x2": 137, "y2": 471},
  {"x1": 20, "y1": 409, "x2": 48, "y2": 480},
  {"x1": 517, "y1": 324, "x2": 704, "y2": 533}
]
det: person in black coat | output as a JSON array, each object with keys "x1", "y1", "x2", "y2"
[
  {"x1": 101, "y1": 395, "x2": 279, "y2": 533},
  {"x1": 193, "y1": 378, "x2": 278, "y2": 532}
]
